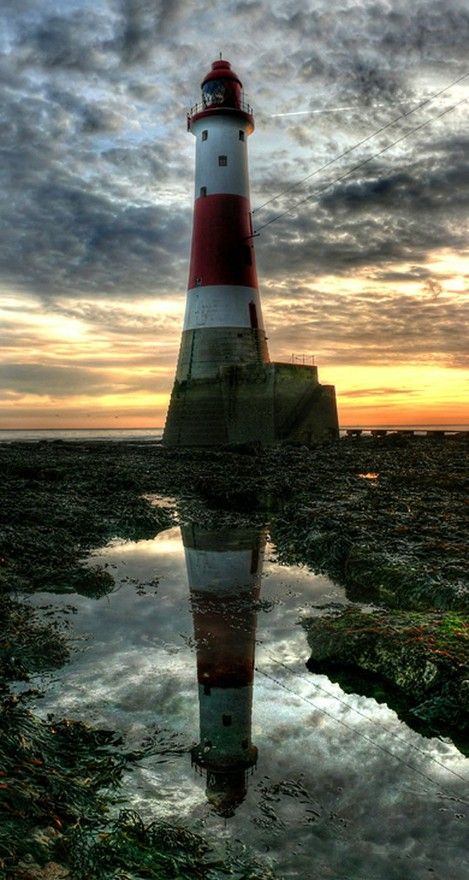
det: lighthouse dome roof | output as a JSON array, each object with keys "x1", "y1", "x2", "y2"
[{"x1": 201, "y1": 59, "x2": 242, "y2": 88}]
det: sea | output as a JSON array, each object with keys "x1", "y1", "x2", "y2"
[{"x1": 0, "y1": 425, "x2": 467, "y2": 442}]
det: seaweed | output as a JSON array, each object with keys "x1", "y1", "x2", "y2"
[
  {"x1": 69, "y1": 809, "x2": 276, "y2": 880},
  {"x1": 0, "y1": 696, "x2": 127, "y2": 875}
]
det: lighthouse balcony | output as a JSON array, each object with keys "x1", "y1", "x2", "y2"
[{"x1": 188, "y1": 96, "x2": 254, "y2": 131}]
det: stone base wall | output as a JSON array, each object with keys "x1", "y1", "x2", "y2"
[
  {"x1": 163, "y1": 362, "x2": 339, "y2": 446},
  {"x1": 176, "y1": 327, "x2": 269, "y2": 381}
]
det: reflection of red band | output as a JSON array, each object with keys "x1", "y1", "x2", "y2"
[
  {"x1": 188, "y1": 194, "x2": 258, "y2": 289},
  {"x1": 191, "y1": 593, "x2": 258, "y2": 687}
]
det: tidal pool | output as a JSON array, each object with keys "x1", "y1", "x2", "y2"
[{"x1": 27, "y1": 521, "x2": 468, "y2": 880}]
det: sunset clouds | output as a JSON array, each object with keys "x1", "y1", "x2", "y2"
[{"x1": 1, "y1": 0, "x2": 468, "y2": 427}]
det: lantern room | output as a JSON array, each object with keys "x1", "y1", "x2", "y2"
[{"x1": 188, "y1": 58, "x2": 254, "y2": 132}]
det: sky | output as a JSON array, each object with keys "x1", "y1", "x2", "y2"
[{"x1": 1, "y1": 0, "x2": 468, "y2": 429}]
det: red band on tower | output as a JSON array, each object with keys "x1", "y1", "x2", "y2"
[{"x1": 188, "y1": 194, "x2": 257, "y2": 290}]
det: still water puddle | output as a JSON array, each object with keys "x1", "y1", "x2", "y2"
[{"x1": 28, "y1": 523, "x2": 468, "y2": 879}]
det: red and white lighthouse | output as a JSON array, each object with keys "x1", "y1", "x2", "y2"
[
  {"x1": 177, "y1": 58, "x2": 269, "y2": 382},
  {"x1": 163, "y1": 59, "x2": 339, "y2": 446}
]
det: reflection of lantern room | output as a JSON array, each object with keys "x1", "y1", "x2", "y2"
[{"x1": 182, "y1": 524, "x2": 264, "y2": 817}]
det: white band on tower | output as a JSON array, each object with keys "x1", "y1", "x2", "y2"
[
  {"x1": 183, "y1": 285, "x2": 265, "y2": 330},
  {"x1": 193, "y1": 116, "x2": 250, "y2": 199}
]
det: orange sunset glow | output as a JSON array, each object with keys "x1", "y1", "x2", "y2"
[{"x1": 2, "y1": 248, "x2": 467, "y2": 429}]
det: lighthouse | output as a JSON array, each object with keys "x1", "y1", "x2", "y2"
[
  {"x1": 183, "y1": 523, "x2": 264, "y2": 816},
  {"x1": 164, "y1": 59, "x2": 339, "y2": 446}
]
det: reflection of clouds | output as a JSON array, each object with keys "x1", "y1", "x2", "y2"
[
  {"x1": 252, "y1": 670, "x2": 467, "y2": 878},
  {"x1": 28, "y1": 527, "x2": 468, "y2": 879}
]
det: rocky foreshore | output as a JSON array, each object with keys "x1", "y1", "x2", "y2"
[{"x1": 1, "y1": 435, "x2": 467, "y2": 876}]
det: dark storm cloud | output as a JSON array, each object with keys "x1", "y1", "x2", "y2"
[
  {"x1": 254, "y1": 123, "x2": 469, "y2": 282},
  {"x1": 116, "y1": 0, "x2": 186, "y2": 65},
  {"x1": 19, "y1": 11, "x2": 115, "y2": 72},
  {"x1": 319, "y1": 150, "x2": 469, "y2": 215},
  {"x1": 269, "y1": 0, "x2": 469, "y2": 98},
  {"x1": 0, "y1": 74, "x2": 190, "y2": 296},
  {"x1": 0, "y1": 0, "x2": 195, "y2": 299}
]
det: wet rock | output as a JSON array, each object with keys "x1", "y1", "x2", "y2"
[{"x1": 303, "y1": 608, "x2": 469, "y2": 742}]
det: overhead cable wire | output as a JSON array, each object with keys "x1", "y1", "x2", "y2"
[
  {"x1": 253, "y1": 95, "x2": 468, "y2": 235},
  {"x1": 256, "y1": 664, "x2": 469, "y2": 804},
  {"x1": 253, "y1": 71, "x2": 469, "y2": 215},
  {"x1": 268, "y1": 653, "x2": 468, "y2": 785}
]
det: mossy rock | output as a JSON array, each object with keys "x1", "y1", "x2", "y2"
[
  {"x1": 303, "y1": 608, "x2": 468, "y2": 739},
  {"x1": 344, "y1": 546, "x2": 469, "y2": 611}
]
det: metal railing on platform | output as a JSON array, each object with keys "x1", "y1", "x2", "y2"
[
  {"x1": 188, "y1": 96, "x2": 254, "y2": 118},
  {"x1": 290, "y1": 353, "x2": 315, "y2": 365}
]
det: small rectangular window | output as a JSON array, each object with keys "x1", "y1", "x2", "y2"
[
  {"x1": 222, "y1": 714, "x2": 232, "y2": 727},
  {"x1": 200, "y1": 186, "x2": 207, "y2": 197},
  {"x1": 239, "y1": 130, "x2": 245, "y2": 141},
  {"x1": 202, "y1": 130, "x2": 208, "y2": 141},
  {"x1": 218, "y1": 155, "x2": 227, "y2": 166}
]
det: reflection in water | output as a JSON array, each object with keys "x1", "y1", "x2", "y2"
[
  {"x1": 183, "y1": 524, "x2": 265, "y2": 816},
  {"x1": 26, "y1": 523, "x2": 468, "y2": 879}
]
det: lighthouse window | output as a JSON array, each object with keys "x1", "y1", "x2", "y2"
[
  {"x1": 222, "y1": 714, "x2": 232, "y2": 727},
  {"x1": 239, "y1": 130, "x2": 245, "y2": 141},
  {"x1": 201, "y1": 130, "x2": 208, "y2": 140},
  {"x1": 243, "y1": 244, "x2": 252, "y2": 266},
  {"x1": 200, "y1": 186, "x2": 207, "y2": 197},
  {"x1": 202, "y1": 78, "x2": 226, "y2": 107},
  {"x1": 218, "y1": 155, "x2": 227, "y2": 166}
]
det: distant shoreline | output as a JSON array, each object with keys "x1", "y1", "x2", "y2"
[{"x1": 0, "y1": 423, "x2": 468, "y2": 444}]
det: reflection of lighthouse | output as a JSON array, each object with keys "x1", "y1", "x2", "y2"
[{"x1": 182, "y1": 524, "x2": 265, "y2": 816}]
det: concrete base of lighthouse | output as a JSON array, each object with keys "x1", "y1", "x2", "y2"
[{"x1": 163, "y1": 362, "x2": 339, "y2": 447}]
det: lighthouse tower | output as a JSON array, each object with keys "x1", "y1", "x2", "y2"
[
  {"x1": 183, "y1": 523, "x2": 264, "y2": 816},
  {"x1": 164, "y1": 59, "x2": 339, "y2": 447}
]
